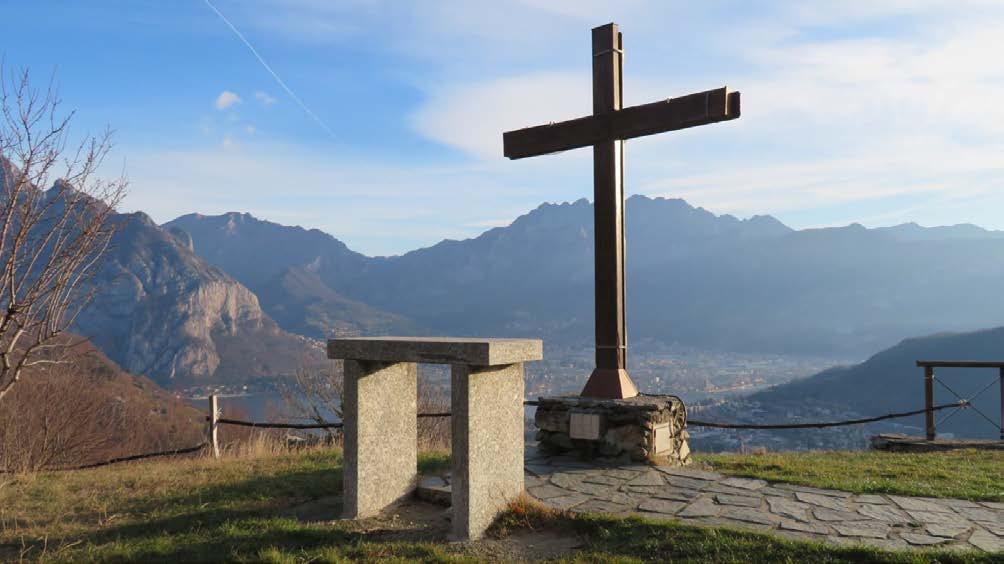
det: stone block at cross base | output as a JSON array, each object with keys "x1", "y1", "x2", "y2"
[
  {"x1": 451, "y1": 362, "x2": 525, "y2": 540},
  {"x1": 342, "y1": 360, "x2": 417, "y2": 518}
]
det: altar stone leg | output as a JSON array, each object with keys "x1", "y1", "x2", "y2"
[
  {"x1": 451, "y1": 362, "x2": 525, "y2": 540},
  {"x1": 343, "y1": 360, "x2": 417, "y2": 518}
]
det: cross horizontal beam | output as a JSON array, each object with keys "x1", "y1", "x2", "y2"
[{"x1": 504, "y1": 87, "x2": 740, "y2": 160}]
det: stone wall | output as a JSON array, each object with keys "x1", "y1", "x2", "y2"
[{"x1": 534, "y1": 395, "x2": 690, "y2": 465}]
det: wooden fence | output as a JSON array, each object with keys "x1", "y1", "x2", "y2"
[
  {"x1": 916, "y1": 360, "x2": 1004, "y2": 440},
  {"x1": 5, "y1": 387, "x2": 982, "y2": 472}
]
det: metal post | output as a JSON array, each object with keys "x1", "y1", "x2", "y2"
[
  {"x1": 999, "y1": 367, "x2": 1003, "y2": 441},
  {"x1": 209, "y1": 394, "x2": 220, "y2": 458},
  {"x1": 924, "y1": 366, "x2": 936, "y2": 441}
]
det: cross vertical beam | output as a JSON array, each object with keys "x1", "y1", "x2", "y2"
[{"x1": 581, "y1": 24, "x2": 639, "y2": 399}]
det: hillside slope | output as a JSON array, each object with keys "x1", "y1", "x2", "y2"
[
  {"x1": 257, "y1": 265, "x2": 415, "y2": 338},
  {"x1": 751, "y1": 326, "x2": 1004, "y2": 439},
  {"x1": 0, "y1": 337, "x2": 205, "y2": 470}
]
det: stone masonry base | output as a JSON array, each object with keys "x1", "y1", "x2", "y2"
[{"x1": 534, "y1": 395, "x2": 690, "y2": 465}]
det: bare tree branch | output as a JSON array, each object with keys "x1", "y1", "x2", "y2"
[{"x1": 0, "y1": 64, "x2": 127, "y2": 402}]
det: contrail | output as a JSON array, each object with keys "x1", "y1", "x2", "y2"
[{"x1": 203, "y1": 0, "x2": 338, "y2": 140}]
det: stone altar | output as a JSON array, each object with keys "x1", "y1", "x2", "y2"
[{"x1": 328, "y1": 337, "x2": 543, "y2": 540}]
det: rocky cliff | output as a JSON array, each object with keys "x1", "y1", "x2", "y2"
[
  {"x1": 164, "y1": 212, "x2": 414, "y2": 339},
  {"x1": 76, "y1": 212, "x2": 322, "y2": 388}
]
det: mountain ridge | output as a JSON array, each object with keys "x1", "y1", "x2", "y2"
[
  {"x1": 165, "y1": 195, "x2": 1004, "y2": 357},
  {"x1": 172, "y1": 197, "x2": 1004, "y2": 260}
]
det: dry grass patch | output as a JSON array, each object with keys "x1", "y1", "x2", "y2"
[{"x1": 491, "y1": 494, "x2": 569, "y2": 537}]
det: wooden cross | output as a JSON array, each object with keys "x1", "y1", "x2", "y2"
[{"x1": 503, "y1": 23, "x2": 741, "y2": 399}]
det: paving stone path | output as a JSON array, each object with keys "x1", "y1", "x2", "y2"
[{"x1": 521, "y1": 448, "x2": 1004, "y2": 553}]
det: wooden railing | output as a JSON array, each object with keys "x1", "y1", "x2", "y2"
[{"x1": 916, "y1": 360, "x2": 1004, "y2": 441}]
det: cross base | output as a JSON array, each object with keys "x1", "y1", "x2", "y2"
[
  {"x1": 534, "y1": 395, "x2": 690, "y2": 464},
  {"x1": 581, "y1": 368, "x2": 639, "y2": 399}
]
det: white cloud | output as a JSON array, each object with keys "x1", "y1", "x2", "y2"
[
  {"x1": 254, "y1": 91, "x2": 277, "y2": 106},
  {"x1": 403, "y1": 1, "x2": 1004, "y2": 237},
  {"x1": 215, "y1": 90, "x2": 242, "y2": 110},
  {"x1": 411, "y1": 72, "x2": 589, "y2": 160}
]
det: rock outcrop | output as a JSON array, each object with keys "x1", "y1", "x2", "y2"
[
  {"x1": 76, "y1": 212, "x2": 322, "y2": 388},
  {"x1": 164, "y1": 212, "x2": 414, "y2": 339}
]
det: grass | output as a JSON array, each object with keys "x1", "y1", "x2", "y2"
[
  {"x1": 696, "y1": 449, "x2": 1004, "y2": 501},
  {"x1": 1, "y1": 448, "x2": 457, "y2": 562},
  {"x1": 493, "y1": 496, "x2": 996, "y2": 563},
  {"x1": 0, "y1": 448, "x2": 1000, "y2": 562},
  {"x1": 559, "y1": 513, "x2": 994, "y2": 564}
]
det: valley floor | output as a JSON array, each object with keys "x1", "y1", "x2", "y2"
[{"x1": 1, "y1": 448, "x2": 1001, "y2": 562}]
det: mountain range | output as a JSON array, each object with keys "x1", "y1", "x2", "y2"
[
  {"x1": 0, "y1": 175, "x2": 991, "y2": 447},
  {"x1": 46, "y1": 191, "x2": 1004, "y2": 394},
  {"x1": 166, "y1": 196, "x2": 1004, "y2": 359},
  {"x1": 1, "y1": 161, "x2": 324, "y2": 390}
]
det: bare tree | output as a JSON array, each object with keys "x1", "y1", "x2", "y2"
[
  {"x1": 0, "y1": 353, "x2": 126, "y2": 472},
  {"x1": 277, "y1": 362, "x2": 344, "y2": 443},
  {"x1": 278, "y1": 361, "x2": 452, "y2": 450},
  {"x1": 0, "y1": 339, "x2": 205, "y2": 472},
  {"x1": 0, "y1": 65, "x2": 126, "y2": 401}
]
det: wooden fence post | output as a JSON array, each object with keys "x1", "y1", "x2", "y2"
[
  {"x1": 999, "y1": 367, "x2": 1003, "y2": 441},
  {"x1": 209, "y1": 394, "x2": 220, "y2": 458},
  {"x1": 924, "y1": 366, "x2": 936, "y2": 441}
]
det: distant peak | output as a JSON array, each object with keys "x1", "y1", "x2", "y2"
[
  {"x1": 534, "y1": 198, "x2": 590, "y2": 209},
  {"x1": 805, "y1": 223, "x2": 868, "y2": 234},
  {"x1": 222, "y1": 211, "x2": 258, "y2": 221},
  {"x1": 876, "y1": 221, "x2": 1000, "y2": 241},
  {"x1": 176, "y1": 211, "x2": 261, "y2": 223},
  {"x1": 747, "y1": 214, "x2": 792, "y2": 230},
  {"x1": 628, "y1": 194, "x2": 694, "y2": 208},
  {"x1": 129, "y1": 211, "x2": 158, "y2": 226}
]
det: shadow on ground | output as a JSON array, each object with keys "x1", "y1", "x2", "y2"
[{"x1": 26, "y1": 466, "x2": 579, "y2": 562}]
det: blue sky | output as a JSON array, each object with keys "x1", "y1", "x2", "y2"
[{"x1": 2, "y1": 1, "x2": 1003, "y2": 255}]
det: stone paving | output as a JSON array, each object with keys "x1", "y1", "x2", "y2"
[{"x1": 519, "y1": 447, "x2": 1004, "y2": 553}]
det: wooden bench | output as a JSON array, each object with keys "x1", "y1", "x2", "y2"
[{"x1": 328, "y1": 337, "x2": 543, "y2": 540}]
